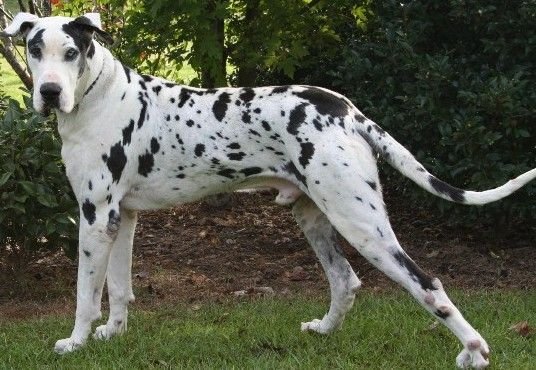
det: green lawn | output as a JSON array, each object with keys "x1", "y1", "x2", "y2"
[
  {"x1": 0, "y1": 53, "x2": 26, "y2": 102},
  {"x1": 0, "y1": 291, "x2": 534, "y2": 369}
]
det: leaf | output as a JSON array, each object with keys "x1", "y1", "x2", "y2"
[
  {"x1": 0, "y1": 172, "x2": 11, "y2": 187},
  {"x1": 509, "y1": 321, "x2": 535, "y2": 338}
]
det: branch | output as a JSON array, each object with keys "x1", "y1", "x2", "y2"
[{"x1": 0, "y1": 41, "x2": 32, "y2": 89}]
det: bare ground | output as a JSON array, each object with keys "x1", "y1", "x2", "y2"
[{"x1": 1, "y1": 190, "x2": 534, "y2": 320}]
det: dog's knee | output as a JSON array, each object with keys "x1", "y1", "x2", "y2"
[{"x1": 107, "y1": 209, "x2": 121, "y2": 237}]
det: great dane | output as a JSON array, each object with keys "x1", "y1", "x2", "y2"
[{"x1": 3, "y1": 12, "x2": 535, "y2": 369}]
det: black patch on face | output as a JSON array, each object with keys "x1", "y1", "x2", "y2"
[
  {"x1": 299, "y1": 142, "x2": 315, "y2": 168},
  {"x1": 105, "y1": 142, "x2": 127, "y2": 184},
  {"x1": 294, "y1": 87, "x2": 349, "y2": 119},
  {"x1": 227, "y1": 142, "x2": 241, "y2": 149},
  {"x1": 434, "y1": 309, "x2": 450, "y2": 320},
  {"x1": 27, "y1": 29, "x2": 45, "y2": 60},
  {"x1": 152, "y1": 85, "x2": 162, "y2": 95},
  {"x1": 122, "y1": 120, "x2": 135, "y2": 146},
  {"x1": 82, "y1": 199, "x2": 96, "y2": 225},
  {"x1": 287, "y1": 103, "x2": 307, "y2": 135},
  {"x1": 239, "y1": 88, "x2": 255, "y2": 103},
  {"x1": 228, "y1": 152, "x2": 246, "y2": 161},
  {"x1": 429, "y1": 176, "x2": 465, "y2": 203},
  {"x1": 137, "y1": 92, "x2": 148, "y2": 129},
  {"x1": 217, "y1": 168, "x2": 236, "y2": 179},
  {"x1": 241, "y1": 167, "x2": 263, "y2": 176},
  {"x1": 62, "y1": 22, "x2": 93, "y2": 58},
  {"x1": 283, "y1": 161, "x2": 307, "y2": 187},
  {"x1": 150, "y1": 137, "x2": 160, "y2": 154},
  {"x1": 366, "y1": 181, "x2": 377, "y2": 191},
  {"x1": 138, "y1": 151, "x2": 154, "y2": 177},
  {"x1": 312, "y1": 118, "x2": 323, "y2": 131},
  {"x1": 261, "y1": 121, "x2": 271, "y2": 131},
  {"x1": 393, "y1": 251, "x2": 436, "y2": 291},
  {"x1": 194, "y1": 144, "x2": 205, "y2": 157},
  {"x1": 87, "y1": 42, "x2": 95, "y2": 58},
  {"x1": 213, "y1": 92, "x2": 231, "y2": 121}
]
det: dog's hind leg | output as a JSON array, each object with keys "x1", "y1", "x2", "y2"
[
  {"x1": 292, "y1": 196, "x2": 361, "y2": 334},
  {"x1": 94, "y1": 208, "x2": 138, "y2": 341},
  {"x1": 320, "y1": 188, "x2": 490, "y2": 369}
]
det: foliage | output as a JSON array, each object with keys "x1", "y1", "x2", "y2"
[
  {"x1": 0, "y1": 98, "x2": 78, "y2": 257},
  {"x1": 261, "y1": 0, "x2": 536, "y2": 225},
  {"x1": 1, "y1": 293, "x2": 535, "y2": 368}
]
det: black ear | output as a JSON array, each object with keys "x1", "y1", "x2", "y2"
[
  {"x1": 71, "y1": 14, "x2": 114, "y2": 45},
  {"x1": 1, "y1": 12, "x2": 39, "y2": 38}
]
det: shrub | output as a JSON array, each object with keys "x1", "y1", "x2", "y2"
[
  {"x1": 0, "y1": 97, "x2": 78, "y2": 257},
  {"x1": 261, "y1": 0, "x2": 536, "y2": 226}
]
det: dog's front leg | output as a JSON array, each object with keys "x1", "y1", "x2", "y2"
[{"x1": 54, "y1": 201, "x2": 119, "y2": 354}]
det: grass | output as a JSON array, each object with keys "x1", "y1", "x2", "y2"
[
  {"x1": 0, "y1": 291, "x2": 534, "y2": 369},
  {"x1": 0, "y1": 50, "x2": 27, "y2": 102}
]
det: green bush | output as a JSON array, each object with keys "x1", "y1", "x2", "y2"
[
  {"x1": 262, "y1": 0, "x2": 535, "y2": 225},
  {"x1": 0, "y1": 98, "x2": 78, "y2": 257}
]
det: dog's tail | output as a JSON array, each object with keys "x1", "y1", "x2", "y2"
[{"x1": 354, "y1": 114, "x2": 536, "y2": 205}]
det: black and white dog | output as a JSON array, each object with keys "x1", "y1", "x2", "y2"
[{"x1": 3, "y1": 12, "x2": 535, "y2": 368}]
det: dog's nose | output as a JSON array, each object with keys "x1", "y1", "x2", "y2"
[{"x1": 40, "y1": 82, "x2": 62, "y2": 102}]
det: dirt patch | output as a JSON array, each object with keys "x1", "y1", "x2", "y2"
[{"x1": 1, "y1": 191, "x2": 534, "y2": 320}]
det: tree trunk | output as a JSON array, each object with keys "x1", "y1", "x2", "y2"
[{"x1": 236, "y1": 0, "x2": 260, "y2": 87}]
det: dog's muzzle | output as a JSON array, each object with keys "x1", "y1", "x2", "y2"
[{"x1": 40, "y1": 82, "x2": 62, "y2": 110}]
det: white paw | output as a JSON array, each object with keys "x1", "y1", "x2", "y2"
[
  {"x1": 93, "y1": 319, "x2": 127, "y2": 340},
  {"x1": 456, "y1": 339, "x2": 490, "y2": 369},
  {"x1": 300, "y1": 318, "x2": 334, "y2": 334},
  {"x1": 54, "y1": 337, "x2": 83, "y2": 354}
]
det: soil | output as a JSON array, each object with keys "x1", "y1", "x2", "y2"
[{"x1": 1, "y1": 190, "x2": 535, "y2": 320}]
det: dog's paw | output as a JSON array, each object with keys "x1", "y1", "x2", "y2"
[
  {"x1": 455, "y1": 339, "x2": 490, "y2": 369},
  {"x1": 93, "y1": 319, "x2": 127, "y2": 340},
  {"x1": 300, "y1": 318, "x2": 334, "y2": 334},
  {"x1": 54, "y1": 337, "x2": 83, "y2": 354}
]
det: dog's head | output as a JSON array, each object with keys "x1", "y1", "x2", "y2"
[{"x1": 2, "y1": 13, "x2": 113, "y2": 114}]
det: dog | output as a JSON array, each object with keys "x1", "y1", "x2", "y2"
[{"x1": 3, "y1": 12, "x2": 535, "y2": 369}]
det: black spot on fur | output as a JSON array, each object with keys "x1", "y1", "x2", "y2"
[
  {"x1": 366, "y1": 181, "x2": 377, "y2": 191},
  {"x1": 249, "y1": 129, "x2": 261, "y2": 137},
  {"x1": 186, "y1": 119, "x2": 194, "y2": 127},
  {"x1": 354, "y1": 114, "x2": 366, "y2": 123},
  {"x1": 122, "y1": 64, "x2": 131, "y2": 83},
  {"x1": 283, "y1": 161, "x2": 307, "y2": 187},
  {"x1": 312, "y1": 118, "x2": 323, "y2": 131},
  {"x1": 287, "y1": 103, "x2": 307, "y2": 135},
  {"x1": 122, "y1": 120, "x2": 135, "y2": 146},
  {"x1": 434, "y1": 309, "x2": 450, "y2": 320},
  {"x1": 241, "y1": 167, "x2": 263, "y2": 176},
  {"x1": 294, "y1": 87, "x2": 349, "y2": 118},
  {"x1": 393, "y1": 251, "x2": 436, "y2": 291},
  {"x1": 253, "y1": 108, "x2": 262, "y2": 114},
  {"x1": 242, "y1": 111, "x2": 251, "y2": 124},
  {"x1": 213, "y1": 92, "x2": 231, "y2": 121},
  {"x1": 227, "y1": 142, "x2": 241, "y2": 150},
  {"x1": 83, "y1": 250, "x2": 91, "y2": 257},
  {"x1": 178, "y1": 88, "x2": 192, "y2": 108},
  {"x1": 88, "y1": 181, "x2": 93, "y2": 191},
  {"x1": 106, "y1": 142, "x2": 127, "y2": 183},
  {"x1": 152, "y1": 85, "x2": 162, "y2": 95},
  {"x1": 262, "y1": 121, "x2": 271, "y2": 131},
  {"x1": 271, "y1": 86, "x2": 290, "y2": 94},
  {"x1": 217, "y1": 168, "x2": 236, "y2": 179},
  {"x1": 228, "y1": 152, "x2": 246, "y2": 161},
  {"x1": 150, "y1": 137, "x2": 160, "y2": 154},
  {"x1": 138, "y1": 151, "x2": 154, "y2": 177},
  {"x1": 137, "y1": 93, "x2": 148, "y2": 129},
  {"x1": 299, "y1": 142, "x2": 315, "y2": 168},
  {"x1": 82, "y1": 199, "x2": 96, "y2": 225},
  {"x1": 239, "y1": 88, "x2": 255, "y2": 103},
  {"x1": 429, "y1": 176, "x2": 466, "y2": 203},
  {"x1": 194, "y1": 144, "x2": 205, "y2": 157}
]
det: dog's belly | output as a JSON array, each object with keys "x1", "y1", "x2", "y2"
[{"x1": 121, "y1": 174, "x2": 303, "y2": 210}]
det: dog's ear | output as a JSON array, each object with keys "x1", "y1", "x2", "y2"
[
  {"x1": 70, "y1": 13, "x2": 114, "y2": 45},
  {"x1": 1, "y1": 12, "x2": 39, "y2": 39}
]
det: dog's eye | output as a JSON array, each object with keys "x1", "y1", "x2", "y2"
[
  {"x1": 65, "y1": 48, "x2": 79, "y2": 61},
  {"x1": 28, "y1": 46, "x2": 42, "y2": 59}
]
